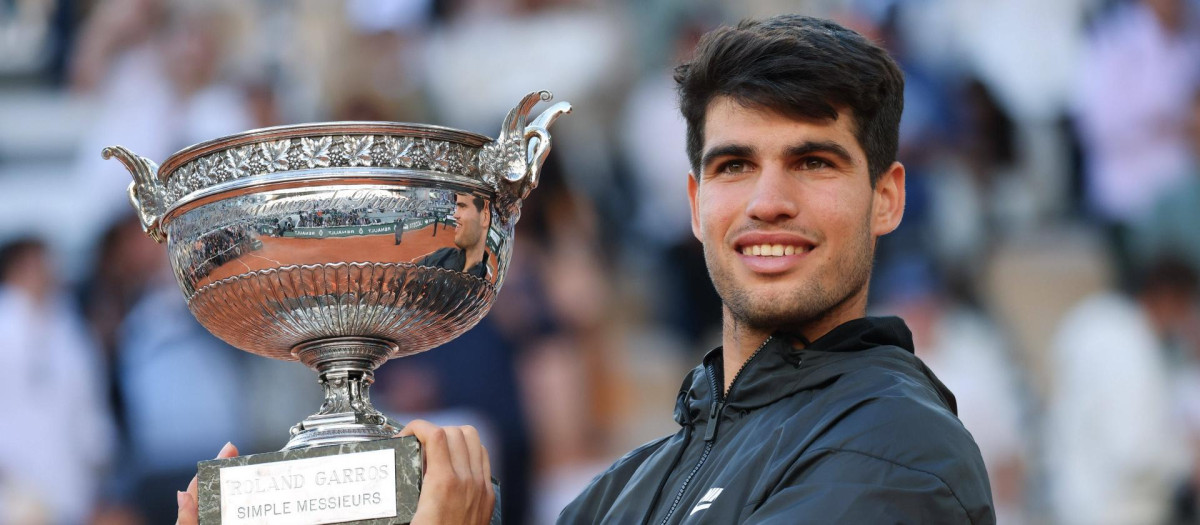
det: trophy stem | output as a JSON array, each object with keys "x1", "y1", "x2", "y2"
[{"x1": 284, "y1": 336, "x2": 399, "y2": 449}]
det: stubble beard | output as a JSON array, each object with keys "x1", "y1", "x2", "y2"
[
  {"x1": 705, "y1": 218, "x2": 875, "y2": 334},
  {"x1": 454, "y1": 224, "x2": 476, "y2": 250}
]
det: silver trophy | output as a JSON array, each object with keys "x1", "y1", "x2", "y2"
[{"x1": 105, "y1": 91, "x2": 570, "y2": 524}]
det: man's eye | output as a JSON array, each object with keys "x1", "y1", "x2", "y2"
[
  {"x1": 718, "y1": 160, "x2": 750, "y2": 174},
  {"x1": 800, "y1": 158, "x2": 831, "y2": 170}
]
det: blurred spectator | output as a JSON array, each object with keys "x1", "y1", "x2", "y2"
[
  {"x1": 0, "y1": 238, "x2": 115, "y2": 524},
  {"x1": 422, "y1": 0, "x2": 627, "y2": 132},
  {"x1": 421, "y1": 0, "x2": 631, "y2": 233},
  {"x1": 1132, "y1": 86, "x2": 1200, "y2": 276},
  {"x1": 0, "y1": 0, "x2": 66, "y2": 80},
  {"x1": 619, "y1": 20, "x2": 703, "y2": 250},
  {"x1": 78, "y1": 215, "x2": 167, "y2": 442},
  {"x1": 1074, "y1": 0, "x2": 1200, "y2": 278},
  {"x1": 896, "y1": 0, "x2": 1090, "y2": 121},
  {"x1": 1168, "y1": 277, "x2": 1200, "y2": 521},
  {"x1": 1044, "y1": 255, "x2": 1195, "y2": 525},
  {"x1": 1125, "y1": 92, "x2": 1200, "y2": 524},
  {"x1": 329, "y1": 0, "x2": 434, "y2": 123},
  {"x1": 917, "y1": 76, "x2": 1028, "y2": 295},
  {"x1": 115, "y1": 279, "x2": 251, "y2": 523},
  {"x1": 489, "y1": 165, "x2": 632, "y2": 524},
  {"x1": 70, "y1": 0, "x2": 254, "y2": 230},
  {"x1": 1142, "y1": 257, "x2": 1200, "y2": 522},
  {"x1": 618, "y1": 18, "x2": 724, "y2": 345}
]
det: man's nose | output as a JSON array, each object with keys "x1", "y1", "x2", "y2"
[{"x1": 746, "y1": 167, "x2": 799, "y2": 222}]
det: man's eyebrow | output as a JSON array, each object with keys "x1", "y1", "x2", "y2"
[
  {"x1": 700, "y1": 143, "x2": 755, "y2": 169},
  {"x1": 786, "y1": 141, "x2": 854, "y2": 164}
]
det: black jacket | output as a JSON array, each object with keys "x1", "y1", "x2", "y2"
[
  {"x1": 559, "y1": 317, "x2": 994, "y2": 524},
  {"x1": 416, "y1": 247, "x2": 489, "y2": 279}
]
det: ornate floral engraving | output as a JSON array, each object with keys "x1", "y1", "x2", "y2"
[
  {"x1": 395, "y1": 137, "x2": 423, "y2": 169},
  {"x1": 476, "y1": 141, "x2": 502, "y2": 187},
  {"x1": 189, "y1": 155, "x2": 214, "y2": 195},
  {"x1": 170, "y1": 163, "x2": 192, "y2": 203},
  {"x1": 229, "y1": 146, "x2": 253, "y2": 178},
  {"x1": 247, "y1": 146, "x2": 269, "y2": 175},
  {"x1": 347, "y1": 135, "x2": 374, "y2": 167},
  {"x1": 328, "y1": 136, "x2": 350, "y2": 166},
  {"x1": 300, "y1": 136, "x2": 333, "y2": 168},
  {"x1": 481, "y1": 132, "x2": 527, "y2": 224},
  {"x1": 263, "y1": 139, "x2": 290, "y2": 172},
  {"x1": 461, "y1": 146, "x2": 480, "y2": 178},
  {"x1": 163, "y1": 133, "x2": 495, "y2": 207},
  {"x1": 371, "y1": 136, "x2": 396, "y2": 168},
  {"x1": 429, "y1": 140, "x2": 452, "y2": 172},
  {"x1": 211, "y1": 152, "x2": 234, "y2": 187}
]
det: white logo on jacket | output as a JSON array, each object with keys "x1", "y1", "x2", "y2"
[{"x1": 689, "y1": 487, "x2": 724, "y2": 516}]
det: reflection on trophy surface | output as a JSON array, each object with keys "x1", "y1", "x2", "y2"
[
  {"x1": 416, "y1": 194, "x2": 493, "y2": 279},
  {"x1": 104, "y1": 91, "x2": 569, "y2": 524}
]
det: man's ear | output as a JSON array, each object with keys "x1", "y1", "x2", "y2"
[
  {"x1": 871, "y1": 161, "x2": 905, "y2": 237},
  {"x1": 688, "y1": 172, "x2": 701, "y2": 241}
]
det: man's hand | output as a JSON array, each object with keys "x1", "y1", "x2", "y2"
[
  {"x1": 176, "y1": 442, "x2": 239, "y2": 525},
  {"x1": 400, "y1": 419, "x2": 495, "y2": 525}
]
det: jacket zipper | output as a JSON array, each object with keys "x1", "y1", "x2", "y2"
[{"x1": 658, "y1": 337, "x2": 772, "y2": 524}]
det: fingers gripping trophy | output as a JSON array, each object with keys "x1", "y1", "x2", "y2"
[{"x1": 104, "y1": 91, "x2": 570, "y2": 525}]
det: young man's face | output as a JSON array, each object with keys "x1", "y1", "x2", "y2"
[
  {"x1": 688, "y1": 96, "x2": 904, "y2": 331},
  {"x1": 453, "y1": 195, "x2": 486, "y2": 250}
]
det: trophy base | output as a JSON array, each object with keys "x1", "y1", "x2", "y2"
[
  {"x1": 285, "y1": 418, "x2": 399, "y2": 450},
  {"x1": 197, "y1": 436, "x2": 422, "y2": 525}
]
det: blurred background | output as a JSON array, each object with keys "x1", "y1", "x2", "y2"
[{"x1": 1, "y1": 0, "x2": 1199, "y2": 523}]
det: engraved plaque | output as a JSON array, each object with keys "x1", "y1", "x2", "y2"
[{"x1": 197, "y1": 437, "x2": 422, "y2": 525}]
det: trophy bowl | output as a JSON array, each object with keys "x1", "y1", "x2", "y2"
[{"x1": 104, "y1": 91, "x2": 570, "y2": 451}]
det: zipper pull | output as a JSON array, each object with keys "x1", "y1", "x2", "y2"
[{"x1": 704, "y1": 400, "x2": 724, "y2": 441}]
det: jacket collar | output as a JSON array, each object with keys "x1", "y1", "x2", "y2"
[{"x1": 674, "y1": 316, "x2": 937, "y2": 426}]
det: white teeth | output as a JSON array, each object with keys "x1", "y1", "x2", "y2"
[{"x1": 741, "y1": 244, "x2": 805, "y2": 257}]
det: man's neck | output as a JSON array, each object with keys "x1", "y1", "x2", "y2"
[
  {"x1": 463, "y1": 244, "x2": 485, "y2": 271},
  {"x1": 719, "y1": 317, "x2": 773, "y2": 395},
  {"x1": 719, "y1": 290, "x2": 868, "y2": 394}
]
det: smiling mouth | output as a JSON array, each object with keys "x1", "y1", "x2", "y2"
[{"x1": 739, "y1": 244, "x2": 811, "y2": 257}]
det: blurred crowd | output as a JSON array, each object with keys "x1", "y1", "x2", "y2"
[{"x1": 2, "y1": 0, "x2": 1200, "y2": 523}]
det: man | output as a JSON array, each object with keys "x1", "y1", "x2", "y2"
[
  {"x1": 177, "y1": 15, "x2": 992, "y2": 524},
  {"x1": 556, "y1": 15, "x2": 991, "y2": 523},
  {"x1": 415, "y1": 193, "x2": 491, "y2": 280}
]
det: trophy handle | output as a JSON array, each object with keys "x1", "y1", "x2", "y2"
[
  {"x1": 524, "y1": 101, "x2": 573, "y2": 197},
  {"x1": 102, "y1": 146, "x2": 167, "y2": 243},
  {"x1": 487, "y1": 92, "x2": 572, "y2": 226},
  {"x1": 498, "y1": 90, "x2": 551, "y2": 183},
  {"x1": 522, "y1": 126, "x2": 550, "y2": 199}
]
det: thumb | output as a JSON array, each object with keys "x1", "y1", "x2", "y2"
[
  {"x1": 216, "y1": 441, "x2": 240, "y2": 459},
  {"x1": 176, "y1": 490, "x2": 198, "y2": 525},
  {"x1": 179, "y1": 442, "x2": 239, "y2": 524}
]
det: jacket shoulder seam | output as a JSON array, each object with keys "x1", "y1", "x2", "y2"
[{"x1": 802, "y1": 446, "x2": 975, "y2": 525}]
